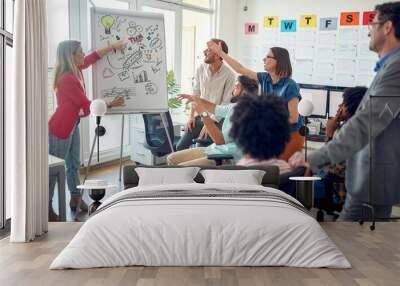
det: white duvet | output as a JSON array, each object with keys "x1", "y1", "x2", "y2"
[{"x1": 50, "y1": 183, "x2": 351, "y2": 269}]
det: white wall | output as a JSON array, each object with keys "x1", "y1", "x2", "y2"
[{"x1": 216, "y1": 0, "x2": 240, "y2": 57}]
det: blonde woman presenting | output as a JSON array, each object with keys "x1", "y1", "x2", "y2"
[{"x1": 48, "y1": 40, "x2": 125, "y2": 220}]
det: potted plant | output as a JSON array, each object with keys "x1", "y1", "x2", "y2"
[{"x1": 167, "y1": 70, "x2": 182, "y2": 110}]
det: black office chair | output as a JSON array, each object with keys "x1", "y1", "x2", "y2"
[
  {"x1": 142, "y1": 112, "x2": 180, "y2": 157},
  {"x1": 191, "y1": 118, "x2": 225, "y2": 148},
  {"x1": 192, "y1": 137, "x2": 213, "y2": 147},
  {"x1": 207, "y1": 154, "x2": 234, "y2": 166}
]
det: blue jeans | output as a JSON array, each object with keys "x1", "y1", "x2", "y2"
[
  {"x1": 49, "y1": 124, "x2": 81, "y2": 201},
  {"x1": 338, "y1": 193, "x2": 393, "y2": 221}
]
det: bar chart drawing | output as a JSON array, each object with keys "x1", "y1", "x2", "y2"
[{"x1": 134, "y1": 70, "x2": 149, "y2": 83}]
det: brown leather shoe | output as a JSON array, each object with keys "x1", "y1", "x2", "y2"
[
  {"x1": 49, "y1": 206, "x2": 59, "y2": 222},
  {"x1": 70, "y1": 196, "x2": 89, "y2": 212}
]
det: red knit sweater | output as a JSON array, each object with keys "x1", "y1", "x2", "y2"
[{"x1": 48, "y1": 51, "x2": 100, "y2": 139}]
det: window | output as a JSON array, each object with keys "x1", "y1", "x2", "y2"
[
  {"x1": 181, "y1": 9, "x2": 211, "y2": 93},
  {"x1": 182, "y1": 0, "x2": 211, "y2": 9},
  {"x1": 5, "y1": 0, "x2": 13, "y2": 33},
  {"x1": 90, "y1": 0, "x2": 129, "y2": 10},
  {"x1": 47, "y1": 0, "x2": 69, "y2": 118},
  {"x1": 138, "y1": 0, "x2": 214, "y2": 93},
  {"x1": 1, "y1": 0, "x2": 14, "y2": 231}
]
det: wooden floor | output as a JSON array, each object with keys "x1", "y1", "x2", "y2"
[
  {"x1": 0, "y1": 222, "x2": 399, "y2": 286},
  {"x1": 52, "y1": 160, "x2": 135, "y2": 222}
]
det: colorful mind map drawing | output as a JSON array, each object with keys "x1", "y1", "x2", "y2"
[
  {"x1": 92, "y1": 8, "x2": 168, "y2": 113},
  {"x1": 96, "y1": 13, "x2": 164, "y2": 100}
]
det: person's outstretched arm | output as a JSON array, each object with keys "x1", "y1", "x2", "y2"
[
  {"x1": 96, "y1": 41, "x2": 126, "y2": 58},
  {"x1": 80, "y1": 41, "x2": 126, "y2": 70},
  {"x1": 192, "y1": 101, "x2": 224, "y2": 144},
  {"x1": 178, "y1": 94, "x2": 216, "y2": 113},
  {"x1": 207, "y1": 41, "x2": 258, "y2": 81}
]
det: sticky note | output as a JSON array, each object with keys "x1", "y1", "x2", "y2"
[
  {"x1": 340, "y1": 12, "x2": 360, "y2": 26},
  {"x1": 363, "y1": 11, "x2": 376, "y2": 25},
  {"x1": 300, "y1": 15, "x2": 317, "y2": 28},
  {"x1": 245, "y1": 23, "x2": 259, "y2": 35},
  {"x1": 320, "y1": 17, "x2": 338, "y2": 31},
  {"x1": 281, "y1": 20, "x2": 297, "y2": 32},
  {"x1": 264, "y1": 16, "x2": 279, "y2": 28}
]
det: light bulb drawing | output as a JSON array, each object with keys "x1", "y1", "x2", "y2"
[{"x1": 101, "y1": 15, "x2": 115, "y2": 34}]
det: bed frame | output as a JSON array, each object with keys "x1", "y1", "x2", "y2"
[{"x1": 123, "y1": 164, "x2": 305, "y2": 191}]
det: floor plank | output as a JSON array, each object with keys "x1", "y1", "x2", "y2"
[{"x1": 1, "y1": 222, "x2": 399, "y2": 286}]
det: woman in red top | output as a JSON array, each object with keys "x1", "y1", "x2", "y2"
[{"x1": 49, "y1": 40, "x2": 125, "y2": 220}]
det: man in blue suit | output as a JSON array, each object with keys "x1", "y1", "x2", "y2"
[{"x1": 308, "y1": 2, "x2": 400, "y2": 220}]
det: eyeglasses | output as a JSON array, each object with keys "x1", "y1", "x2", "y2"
[
  {"x1": 266, "y1": 55, "x2": 276, "y2": 59},
  {"x1": 368, "y1": 21, "x2": 384, "y2": 30}
]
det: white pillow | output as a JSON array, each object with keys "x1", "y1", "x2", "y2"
[
  {"x1": 200, "y1": 169, "x2": 266, "y2": 185},
  {"x1": 136, "y1": 167, "x2": 201, "y2": 186}
]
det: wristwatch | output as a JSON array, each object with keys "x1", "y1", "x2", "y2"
[{"x1": 200, "y1": 111, "x2": 209, "y2": 118}]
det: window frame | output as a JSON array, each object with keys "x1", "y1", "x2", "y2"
[
  {"x1": 0, "y1": 0, "x2": 14, "y2": 233},
  {"x1": 136, "y1": 0, "x2": 215, "y2": 88}
]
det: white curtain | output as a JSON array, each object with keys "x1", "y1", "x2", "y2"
[{"x1": 9, "y1": 0, "x2": 48, "y2": 242}]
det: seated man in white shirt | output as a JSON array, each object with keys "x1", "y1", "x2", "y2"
[{"x1": 176, "y1": 38, "x2": 236, "y2": 151}]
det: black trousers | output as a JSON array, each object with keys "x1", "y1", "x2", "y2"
[{"x1": 176, "y1": 117, "x2": 223, "y2": 151}]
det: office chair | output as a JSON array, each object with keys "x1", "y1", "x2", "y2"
[
  {"x1": 207, "y1": 154, "x2": 234, "y2": 166},
  {"x1": 192, "y1": 137, "x2": 213, "y2": 147},
  {"x1": 142, "y1": 112, "x2": 181, "y2": 157},
  {"x1": 191, "y1": 118, "x2": 225, "y2": 148}
]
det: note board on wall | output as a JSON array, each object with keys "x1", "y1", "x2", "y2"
[
  {"x1": 238, "y1": 0, "x2": 383, "y2": 88},
  {"x1": 91, "y1": 7, "x2": 168, "y2": 114}
]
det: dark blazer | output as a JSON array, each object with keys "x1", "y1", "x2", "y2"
[{"x1": 309, "y1": 48, "x2": 400, "y2": 205}]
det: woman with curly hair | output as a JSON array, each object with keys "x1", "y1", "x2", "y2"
[{"x1": 231, "y1": 94, "x2": 304, "y2": 174}]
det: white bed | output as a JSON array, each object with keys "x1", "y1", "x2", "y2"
[{"x1": 50, "y1": 183, "x2": 351, "y2": 269}]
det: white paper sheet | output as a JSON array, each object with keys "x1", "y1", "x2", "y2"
[
  {"x1": 356, "y1": 74, "x2": 375, "y2": 86},
  {"x1": 336, "y1": 59, "x2": 357, "y2": 73},
  {"x1": 337, "y1": 27, "x2": 359, "y2": 43},
  {"x1": 317, "y1": 32, "x2": 337, "y2": 45},
  {"x1": 312, "y1": 75, "x2": 335, "y2": 86},
  {"x1": 336, "y1": 73, "x2": 356, "y2": 87},
  {"x1": 296, "y1": 45, "x2": 315, "y2": 59},
  {"x1": 358, "y1": 59, "x2": 376, "y2": 73},
  {"x1": 315, "y1": 62, "x2": 335, "y2": 74},
  {"x1": 295, "y1": 59, "x2": 314, "y2": 73},
  {"x1": 296, "y1": 30, "x2": 317, "y2": 43},
  {"x1": 260, "y1": 30, "x2": 279, "y2": 43},
  {"x1": 358, "y1": 43, "x2": 378, "y2": 59},
  {"x1": 279, "y1": 34, "x2": 297, "y2": 46},
  {"x1": 317, "y1": 47, "x2": 336, "y2": 60},
  {"x1": 293, "y1": 72, "x2": 313, "y2": 84},
  {"x1": 336, "y1": 44, "x2": 357, "y2": 58}
]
